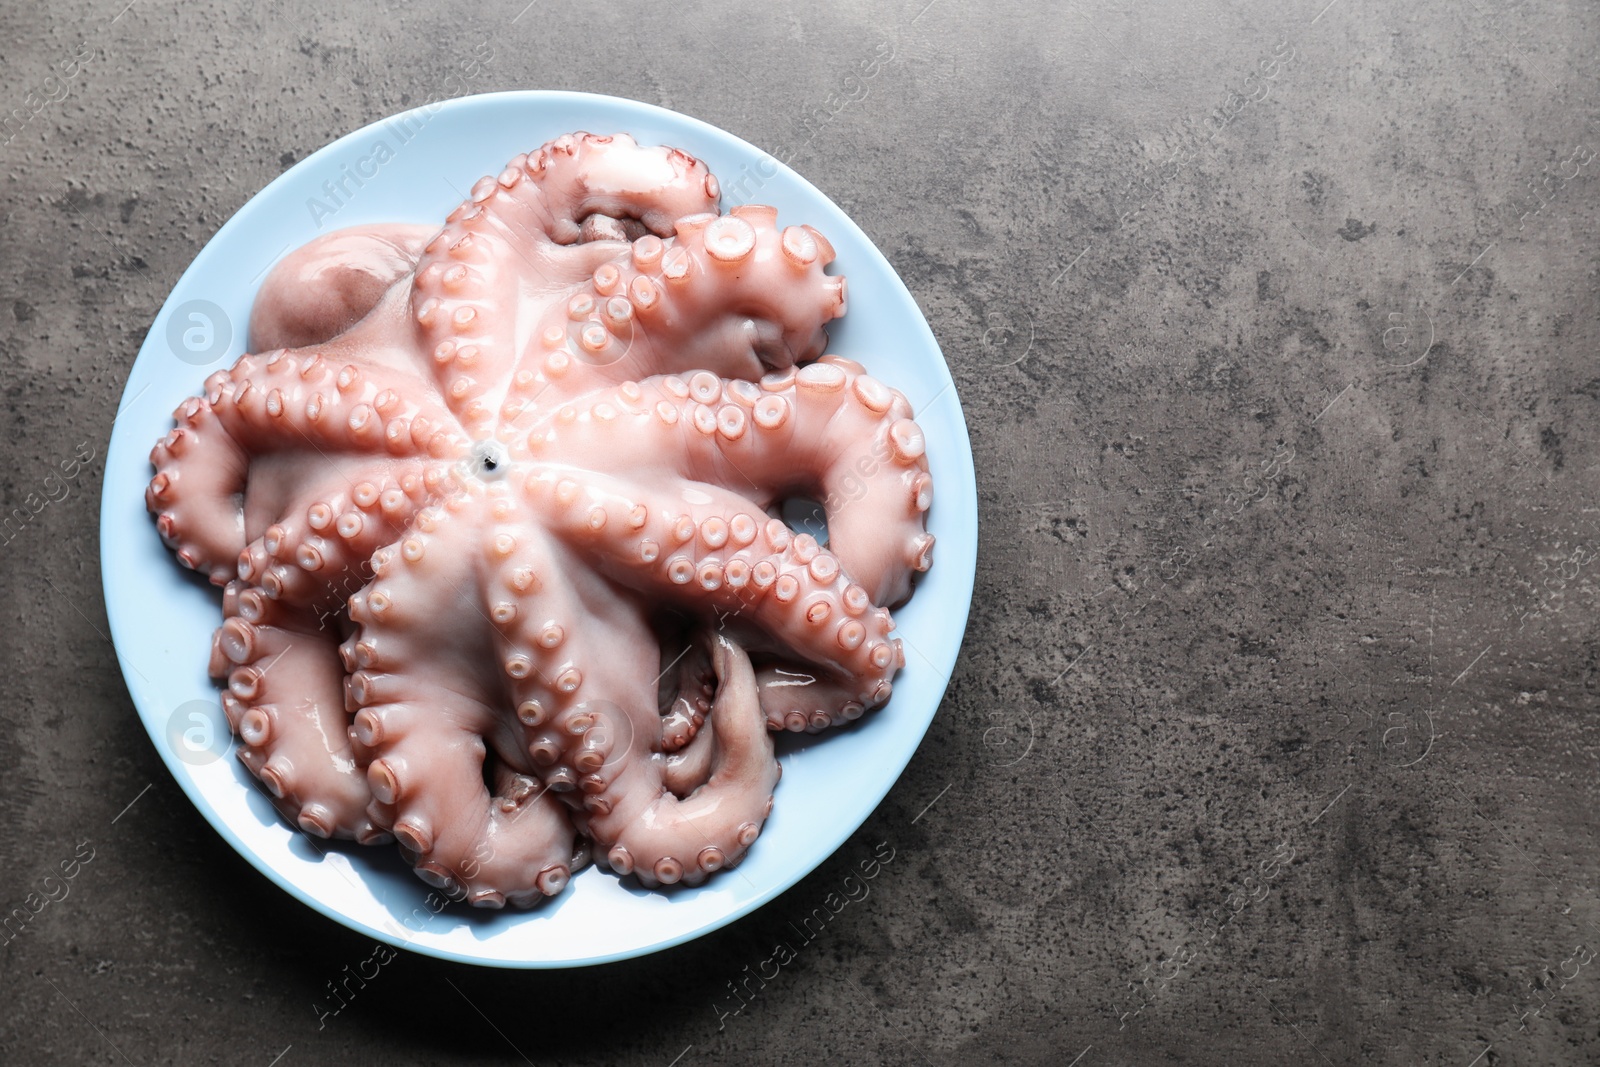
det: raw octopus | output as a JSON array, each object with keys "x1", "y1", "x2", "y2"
[{"x1": 146, "y1": 132, "x2": 934, "y2": 907}]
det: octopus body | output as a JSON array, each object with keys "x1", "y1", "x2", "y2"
[{"x1": 146, "y1": 132, "x2": 934, "y2": 907}]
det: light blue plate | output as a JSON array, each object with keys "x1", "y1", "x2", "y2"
[{"x1": 100, "y1": 91, "x2": 976, "y2": 968}]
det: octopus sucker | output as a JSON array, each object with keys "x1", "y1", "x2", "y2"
[{"x1": 145, "y1": 130, "x2": 935, "y2": 906}]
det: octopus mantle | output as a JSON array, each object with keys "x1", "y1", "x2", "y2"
[{"x1": 146, "y1": 132, "x2": 933, "y2": 907}]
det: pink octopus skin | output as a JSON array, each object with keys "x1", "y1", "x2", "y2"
[{"x1": 146, "y1": 131, "x2": 934, "y2": 906}]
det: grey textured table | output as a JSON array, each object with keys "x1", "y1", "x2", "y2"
[{"x1": 4, "y1": 0, "x2": 1599, "y2": 1063}]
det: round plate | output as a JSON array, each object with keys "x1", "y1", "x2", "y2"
[{"x1": 101, "y1": 91, "x2": 977, "y2": 968}]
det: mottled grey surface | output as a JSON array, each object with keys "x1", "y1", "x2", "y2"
[{"x1": 3, "y1": 0, "x2": 1599, "y2": 1063}]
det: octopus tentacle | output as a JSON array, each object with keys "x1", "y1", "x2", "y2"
[
  {"x1": 655, "y1": 626, "x2": 713, "y2": 752},
  {"x1": 519, "y1": 355, "x2": 932, "y2": 606},
  {"x1": 412, "y1": 133, "x2": 719, "y2": 437},
  {"x1": 204, "y1": 348, "x2": 466, "y2": 459},
  {"x1": 659, "y1": 631, "x2": 719, "y2": 794},
  {"x1": 645, "y1": 204, "x2": 843, "y2": 369},
  {"x1": 472, "y1": 494, "x2": 766, "y2": 884},
  {"x1": 514, "y1": 131, "x2": 720, "y2": 244},
  {"x1": 508, "y1": 205, "x2": 845, "y2": 408},
  {"x1": 148, "y1": 396, "x2": 249, "y2": 584},
  {"x1": 212, "y1": 582, "x2": 380, "y2": 841},
  {"x1": 741, "y1": 356, "x2": 931, "y2": 608},
  {"x1": 345, "y1": 494, "x2": 575, "y2": 904},
  {"x1": 238, "y1": 460, "x2": 445, "y2": 611},
  {"x1": 590, "y1": 635, "x2": 779, "y2": 888},
  {"x1": 149, "y1": 350, "x2": 464, "y2": 587},
  {"x1": 474, "y1": 493, "x2": 660, "y2": 814},
  {"x1": 249, "y1": 224, "x2": 435, "y2": 351},
  {"x1": 524, "y1": 467, "x2": 902, "y2": 731},
  {"x1": 147, "y1": 351, "x2": 464, "y2": 585},
  {"x1": 661, "y1": 721, "x2": 716, "y2": 798}
]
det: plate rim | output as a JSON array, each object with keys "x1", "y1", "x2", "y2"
[{"x1": 99, "y1": 88, "x2": 978, "y2": 968}]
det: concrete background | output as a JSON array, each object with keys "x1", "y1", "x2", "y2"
[{"x1": 2, "y1": 0, "x2": 1599, "y2": 1063}]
